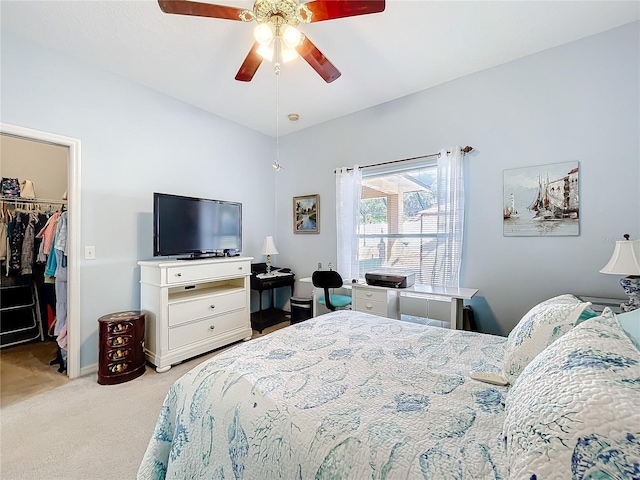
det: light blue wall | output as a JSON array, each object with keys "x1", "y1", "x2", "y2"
[
  {"x1": 2, "y1": 22, "x2": 638, "y2": 365},
  {"x1": 275, "y1": 22, "x2": 640, "y2": 335},
  {"x1": 1, "y1": 32, "x2": 277, "y2": 368}
]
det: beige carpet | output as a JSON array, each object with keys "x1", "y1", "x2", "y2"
[
  {"x1": 0, "y1": 322, "x2": 288, "y2": 480},
  {"x1": 1, "y1": 340, "x2": 70, "y2": 408}
]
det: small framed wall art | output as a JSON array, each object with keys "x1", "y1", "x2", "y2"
[
  {"x1": 293, "y1": 194, "x2": 320, "y2": 234},
  {"x1": 503, "y1": 161, "x2": 580, "y2": 237}
]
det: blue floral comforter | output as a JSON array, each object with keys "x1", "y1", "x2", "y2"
[{"x1": 137, "y1": 310, "x2": 508, "y2": 479}]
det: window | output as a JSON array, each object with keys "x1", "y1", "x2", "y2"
[
  {"x1": 337, "y1": 146, "x2": 464, "y2": 288},
  {"x1": 357, "y1": 163, "x2": 441, "y2": 284}
]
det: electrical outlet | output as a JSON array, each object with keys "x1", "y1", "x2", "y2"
[{"x1": 85, "y1": 245, "x2": 96, "y2": 260}]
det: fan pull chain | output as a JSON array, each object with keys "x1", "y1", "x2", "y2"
[
  {"x1": 273, "y1": 38, "x2": 283, "y2": 171},
  {"x1": 276, "y1": 64, "x2": 280, "y2": 165}
]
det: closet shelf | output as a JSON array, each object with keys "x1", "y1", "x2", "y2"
[{"x1": 1, "y1": 195, "x2": 67, "y2": 205}]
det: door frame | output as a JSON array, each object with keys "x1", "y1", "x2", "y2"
[{"x1": 1, "y1": 122, "x2": 82, "y2": 379}]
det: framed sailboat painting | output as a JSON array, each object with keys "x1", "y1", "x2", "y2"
[{"x1": 503, "y1": 161, "x2": 580, "y2": 236}]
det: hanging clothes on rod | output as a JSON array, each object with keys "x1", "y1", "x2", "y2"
[
  {"x1": 51, "y1": 209, "x2": 68, "y2": 372},
  {"x1": 1, "y1": 195, "x2": 67, "y2": 352},
  {"x1": 1, "y1": 197, "x2": 64, "y2": 277}
]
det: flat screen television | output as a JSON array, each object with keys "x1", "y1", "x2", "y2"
[{"x1": 153, "y1": 192, "x2": 242, "y2": 258}]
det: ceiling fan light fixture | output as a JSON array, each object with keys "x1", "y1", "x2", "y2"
[
  {"x1": 257, "y1": 42, "x2": 274, "y2": 61},
  {"x1": 158, "y1": 0, "x2": 385, "y2": 83},
  {"x1": 280, "y1": 44, "x2": 298, "y2": 63},
  {"x1": 281, "y1": 24, "x2": 302, "y2": 49},
  {"x1": 254, "y1": 22, "x2": 275, "y2": 45}
]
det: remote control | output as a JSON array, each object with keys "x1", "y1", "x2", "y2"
[{"x1": 468, "y1": 371, "x2": 509, "y2": 386}]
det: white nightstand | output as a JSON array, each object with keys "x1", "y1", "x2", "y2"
[{"x1": 576, "y1": 296, "x2": 626, "y2": 315}]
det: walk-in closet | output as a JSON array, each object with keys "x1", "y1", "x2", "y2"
[{"x1": 0, "y1": 134, "x2": 70, "y2": 406}]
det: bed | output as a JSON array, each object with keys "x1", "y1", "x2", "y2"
[
  {"x1": 138, "y1": 310, "x2": 508, "y2": 479},
  {"x1": 138, "y1": 297, "x2": 640, "y2": 479}
]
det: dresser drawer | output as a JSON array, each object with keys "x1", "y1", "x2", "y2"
[
  {"x1": 108, "y1": 321, "x2": 133, "y2": 335},
  {"x1": 168, "y1": 290, "x2": 245, "y2": 327},
  {"x1": 168, "y1": 310, "x2": 245, "y2": 350},
  {"x1": 106, "y1": 361, "x2": 133, "y2": 375},
  {"x1": 354, "y1": 287, "x2": 388, "y2": 303},
  {"x1": 106, "y1": 334, "x2": 133, "y2": 348},
  {"x1": 107, "y1": 347, "x2": 133, "y2": 361},
  {"x1": 355, "y1": 299, "x2": 388, "y2": 317},
  {"x1": 165, "y1": 261, "x2": 250, "y2": 284}
]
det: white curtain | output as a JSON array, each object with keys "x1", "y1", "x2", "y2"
[
  {"x1": 432, "y1": 146, "x2": 465, "y2": 287},
  {"x1": 335, "y1": 166, "x2": 362, "y2": 281}
]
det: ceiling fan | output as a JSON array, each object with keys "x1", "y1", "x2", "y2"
[{"x1": 158, "y1": 0, "x2": 385, "y2": 83}]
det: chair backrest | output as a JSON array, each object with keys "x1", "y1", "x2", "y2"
[
  {"x1": 312, "y1": 270, "x2": 344, "y2": 289},
  {"x1": 312, "y1": 270, "x2": 344, "y2": 311}
]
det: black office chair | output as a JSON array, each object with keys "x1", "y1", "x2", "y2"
[{"x1": 312, "y1": 270, "x2": 352, "y2": 312}]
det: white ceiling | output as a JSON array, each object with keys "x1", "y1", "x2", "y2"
[{"x1": 2, "y1": 1, "x2": 638, "y2": 137}]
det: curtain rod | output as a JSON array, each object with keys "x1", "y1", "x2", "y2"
[{"x1": 334, "y1": 145, "x2": 474, "y2": 174}]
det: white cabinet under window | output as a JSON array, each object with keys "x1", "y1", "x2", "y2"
[
  {"x1": 139, "y1": 257, "x2": 253, "y2": 372},
  {"x1": 352, "y1": 282, "x2": 478, "y2": 329},
  {"x1": 352, "y1": 284, "x2": 399, "y2": 319}
]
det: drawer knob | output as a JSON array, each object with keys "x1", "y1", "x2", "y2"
[
  {"x1": 209, "y1": 325, "x2": 215, "y2": 330},
  {"x1": 210, "y1": 304, "x2": 216, "y2": 309},
  {"x1": 366, "y1": 304, "x2": 373, "y2": 309},
  {"x1": 238, "y1": 266, "x2": 243, "y2": 270},
  {"x1": 366, "y1": 292, "x2": 373, "y2": 297},
  {"x1": 176, "y1": 273, "x2": 182, "y2": 277}
]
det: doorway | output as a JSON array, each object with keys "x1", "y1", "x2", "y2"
[{"x1": 0, "y1": 123, "x2": 81, "y2": 381}]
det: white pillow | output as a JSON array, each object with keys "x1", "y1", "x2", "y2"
[
  {"x1": 503, "y1": 308, "x2": 640, "y2": 479},
  {"x1": 536, "y1": 293, "x2": 582, "y2": 306},
  {"x1": 502, "y1": 299, "x2": 591, "y2": 384}
]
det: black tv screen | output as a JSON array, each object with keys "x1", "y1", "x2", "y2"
[{"x1": 153, "y1": 193, "x2": 242, "y2": 257}]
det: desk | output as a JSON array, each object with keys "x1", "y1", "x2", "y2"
[
  {"x1": 319, "y1": 280, "x2": 476, "y2": 330},
  {"x1": 298, "y1": 278, "x2": 477, "y2": 329},
  {"x1": 353, "y1": 283, "x2": 477, "y2": 329},
  {"x1": 250, "y1": 268, "x2": 295, "y2": 333}
]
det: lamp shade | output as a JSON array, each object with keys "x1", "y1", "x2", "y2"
[
  {"x1": 254, "y1": 22, "x2": 275, "y2": 46},
  {"x1": 600, "y1": 238, "x2": 640, "y2": 275},
  {"x1": 261, "y1": 236, "x2": 279, "y2": 256},
  {"x1": 281, "y1": 25, "x2": 302, "y2": 49}
]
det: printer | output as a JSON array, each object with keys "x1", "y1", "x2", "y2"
[{"x1": 365, "y1": 269, "x2": 416, "y2": 288}]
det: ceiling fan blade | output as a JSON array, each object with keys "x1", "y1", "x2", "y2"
[
  {"x1": 304, "y1": 0, "x2": 385, "y2": 23},
  {"x1": 296, "y1": 37, "x2": 341, "y2": 83},
  {"x1": 235, "y1": 43, "x2": 263, "y2": 82},
  {"x1": 158, "y1": 0, "x2": 244, "y2": 21}
]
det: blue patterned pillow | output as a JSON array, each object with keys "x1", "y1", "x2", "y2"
[
  {"x1": 502, "y1": 299, "x2": 592, "y2": 384},
  {"x1": 503, "y1": 308, "x2": 640, "y2": 479}
]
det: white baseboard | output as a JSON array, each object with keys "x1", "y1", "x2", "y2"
[{"x1": 80, "y1": 363, "x2": 98, "y2": 376}]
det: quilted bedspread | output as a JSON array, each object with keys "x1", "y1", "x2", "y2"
[{"x1": 137, "y1": 310, "x2": 508, "y2": 479}]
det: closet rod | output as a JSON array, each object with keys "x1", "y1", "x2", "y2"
[
  {"x1": 1, "y1": 195, "x2": 67, "y2": 205},
  {"x1": 334, "y1": 145, "x2": 474, "y2": 174}
]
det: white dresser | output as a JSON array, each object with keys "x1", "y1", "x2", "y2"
[{"x1": 138, "y1": 257, "x2": 253, "y2": 372}]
